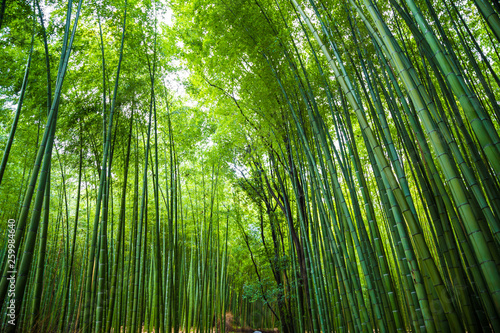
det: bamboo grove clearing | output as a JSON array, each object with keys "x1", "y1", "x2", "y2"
[{"x1": 1, "y1": 0, "x2": 500, "y2": 331}]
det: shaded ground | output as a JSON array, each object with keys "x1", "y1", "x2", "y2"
[{"x1": 220, "y1": 312, "x2": 278, "y2": 333}]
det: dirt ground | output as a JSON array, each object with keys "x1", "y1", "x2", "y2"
[{"x1": 219, "y1": 312, "x2": 278, "y2": 333}]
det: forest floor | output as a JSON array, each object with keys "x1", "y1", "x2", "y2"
[{"x1": 138, "y1": 312, "x2": 279, "y2": 333}]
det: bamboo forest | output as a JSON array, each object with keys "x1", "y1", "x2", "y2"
[{"x1": 2, "y1": 0, "x2": 500, "y2": 332}]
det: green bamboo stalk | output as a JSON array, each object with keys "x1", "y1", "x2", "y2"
[{"x1": 0, "y1": 28, "x2": 35, "y2": 186}]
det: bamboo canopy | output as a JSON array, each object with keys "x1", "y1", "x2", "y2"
[{"x1": 0, "y1": 0, "x2": 499, "y2": 332}]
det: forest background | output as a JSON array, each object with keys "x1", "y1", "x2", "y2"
[{"x1": 1, "y1": 0, "x2": 500, "y2": 332}]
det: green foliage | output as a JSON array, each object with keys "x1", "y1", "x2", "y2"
[{"x1": 0, "y1": 0, "x2": 500, "y2": 332}]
